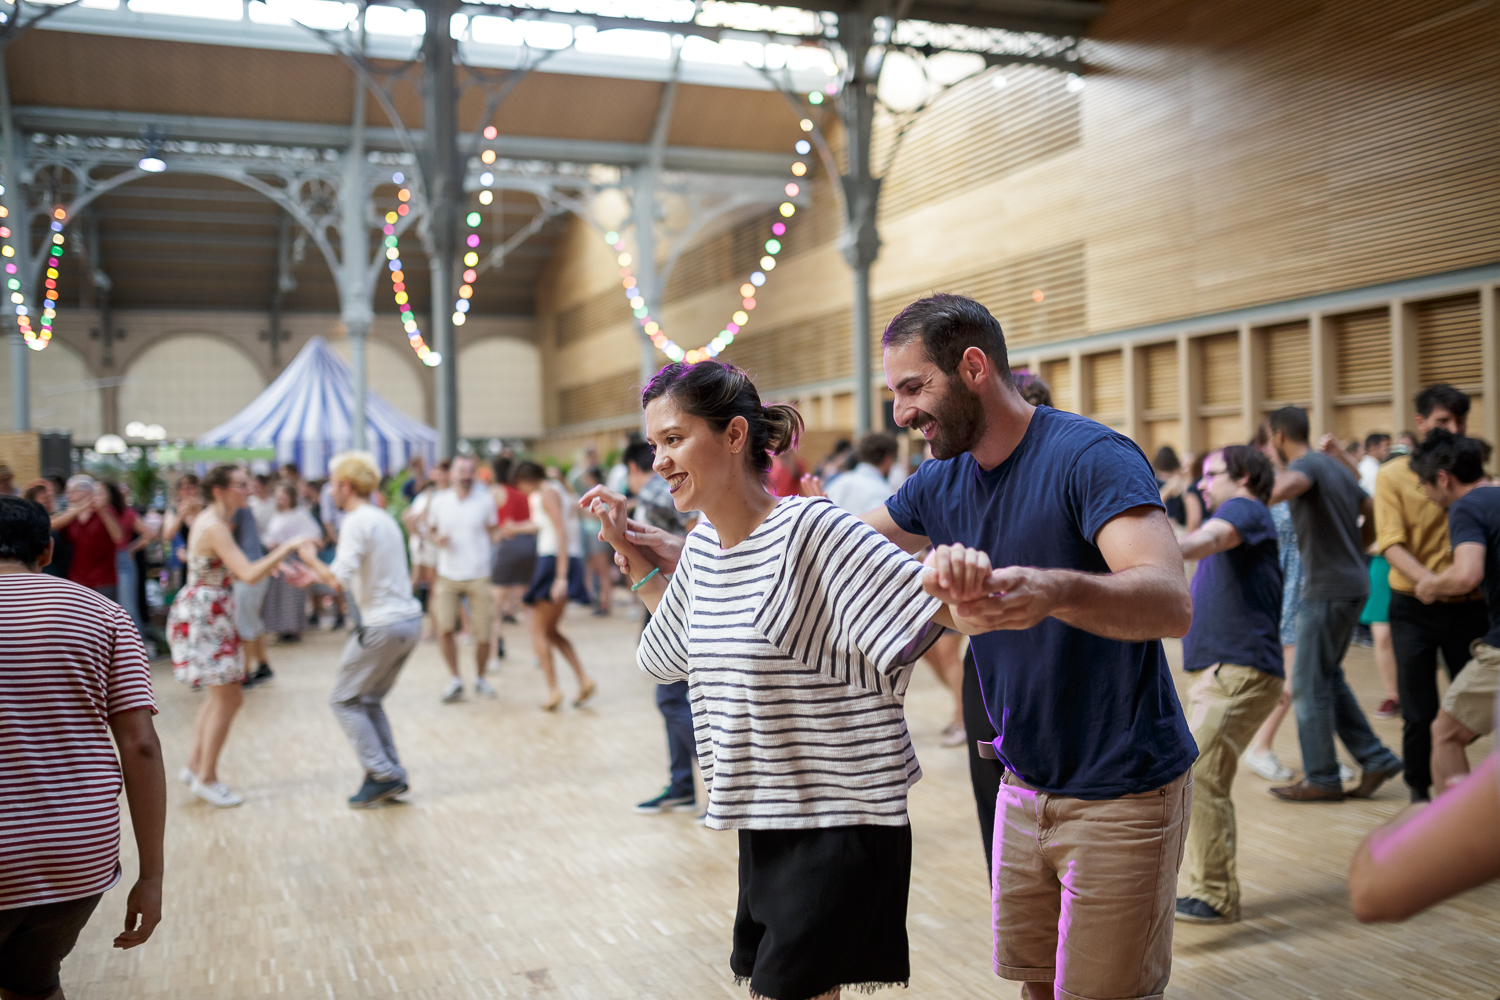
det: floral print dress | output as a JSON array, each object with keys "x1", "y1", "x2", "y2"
[{"x1": 168, "y1": 555, "x2": 242, "y2": 686}]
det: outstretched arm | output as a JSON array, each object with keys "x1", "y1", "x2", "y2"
[
  {"x1": 1178, "y1": 516, "x2": 1240, "y2": 562},
  {"x1": 953, "y1": 505, "x2": 1193, "y2": 640}
]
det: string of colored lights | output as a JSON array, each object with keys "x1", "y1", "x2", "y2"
[
  {"x1": 0, "y1": 188, "x2": 67, "y2": 352},
  {"x1": 382, "y1": 171, "x2": 441, "y2": 367},
  {"x1": 450, "y1": 125, "x2": 500, "y2": 332},
  {"x1": 609, "y1": 113, "x2": 820, "y2": 365}
]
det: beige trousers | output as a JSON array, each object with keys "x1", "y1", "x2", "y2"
[
  {"x1": 993, "y1": 768, "x2": 1191, "y2": 999},
  {"x1": 1182, "y1": 663, "x2": 1284, "y2": 919}
]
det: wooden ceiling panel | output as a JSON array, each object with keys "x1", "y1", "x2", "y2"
[{"x1": 667, "y1": 84, "x2": 808, "y2": 152}]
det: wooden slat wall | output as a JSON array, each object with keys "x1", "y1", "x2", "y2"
[
  {"x1": 1264, "y1": 321, "x2": 1312, "y2": 405},
  {"x1": 1333, "y1": 308, "x2": 1392, "y2": 398},
  {"x1": 1416, "y1": 294, "x2": 1483, "y2": 391},
  {"x1": 718, "y1": 308, "x2": 853, "y2": 392},
  {"x1": 873, "y1": 67, "x2": 1081, "y2": 223},
  {"x1": 1042, "y1": 359, "x2": 1074, "y2": 412},
  {"x1": 948, "y1": 243, "x2": 1087, "y2": 349},
  {"x1": 1087, "y1": 351, "x2": 1125, "y2": 426},
  {"x1": 1143, "y1": 343, "x2": 1178, "y2": 415},
  {"x1": 1200, "y1": 333, "x2": 1240, "y2": 408},
  {"x1": 557, "y1": 370, "x2": 638, "y2": 426},
  {"x1": 556, "y1": 286, "x2": 632, "y2": 349}
]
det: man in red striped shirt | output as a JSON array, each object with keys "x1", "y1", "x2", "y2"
[{"x1": 0, "y1": 496, "x2": 166, "y2": 1000}]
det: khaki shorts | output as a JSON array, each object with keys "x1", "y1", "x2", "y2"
[
  {"x1": 432, "y1": 575, "x2": 493, "y2": 643},
  {"x1": 1441, "y1": 639, "x2": 1500, "y2": 735},
  {"x1": 993, "y1": 769, "x2": 1191, "y2": 1000}
]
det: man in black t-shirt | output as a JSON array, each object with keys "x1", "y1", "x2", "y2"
[
  {"x1": 1409, "y1": 431, "x2": 1500, "y2": 792},
  {"x1": 1268, "y1": 406, "x2": 1403, "y2": 801},
  {"x1": 1175, "y1": 445, "x2": 1283, "y2": 924}
]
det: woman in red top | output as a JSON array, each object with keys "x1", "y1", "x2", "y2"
[{"x1": 490, "y1": 456, "x2": 536, "y2": 637}]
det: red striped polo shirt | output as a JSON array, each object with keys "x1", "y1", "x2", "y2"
[{"x1": 0, "y1": 573, "x2": 156, "y2": 910}]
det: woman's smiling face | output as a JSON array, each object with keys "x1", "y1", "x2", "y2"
[{"x1": 645, "y1": 395, "x2": 747, "y2": 514}]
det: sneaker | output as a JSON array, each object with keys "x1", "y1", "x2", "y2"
[
  {"x1": 500, "y1": 613, "x2": 519, "y2": 625},
  {"x1": 254, "y1": 663, "x2": 273, "y2": 682},
  {"x1": 495, "y1": 638, "x2": 506, "y2": 659},
  {"x1": 178, "y1": 766, "x2": 195, "y2": 786},
  {"x1": 349, "y1": 776, "x2": 408, "y2": 808},
  {"x1": 474, "y1": 676, "x2": 498, "y2": 699},
  {"x1": 635, "y1": 788, "x2": 696, "y2": 814},
  {"x1": 441, "y1": 678, "x2": 464, "y2": 703},
  {"x1": 1375, "y1": 698, "x2": 1399, "y2": 718},
  {"x1": 940, "y1": 722, "x2": 967, "y2": 748},
  {"x1": 190, "y1": 776, "x2": 243, "y2": 807},
  {"x1": 1243, "y1": 748, "x2": 1292, "y2": 781},
  {"x1": 1339, "y1": 762, "x2": 1355, "y2": 782},
  {"x1": 1175, "y1": 897, "x2": 1233, "y2": 924},
  {"x1": 240, "y1": 671, "x2": 264, "y2": 690}
]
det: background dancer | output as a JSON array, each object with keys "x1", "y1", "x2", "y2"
[
  {"x1": 403, "y1": 459, "x2": 448, "y2": 640},
  {"x1": 168, "y1": 465, "x2": 308, "y2": 807},
  {"x1": 262, "y1": 482, "x2": 320, "y2": 642},
  {"x1": 490, "y1": 456, "x2": 533, "y2": 629},
  {"x1": 587, "y1": 360, "x2": 980, "y2": 1000},
  {"x1": 291, "y1": 453, "x2": 424, "y2": 808},
  {"x1": 1408, "y1": 431, "x2": 1500, "y2": 792},
  {"x1": 1174, "y1": 446, "x2": 1283, "y2": 925},
  {"x1": 423, "y1": 456, "x2": 501, "y2": 703},
  {"x1": 511, "y1": 462, "x2": 595, "y2": 711}
]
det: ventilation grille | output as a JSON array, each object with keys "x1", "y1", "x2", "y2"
[
  {"x1": 1332, "y1": 308, "x2": 1391, "y2": 398},
  {"x1": 557, "y1": 370, "x2": 638, "y2": 427},
  {"x1": 1416, "y1": 294, "x2": 1482, "y2": 390},
  {"x1": 1264, "y1": 321, "x2": 1312, "y2": 404},
  {"x1": 1200, "y1": 333, "x2": 1240, "y2": 408}
]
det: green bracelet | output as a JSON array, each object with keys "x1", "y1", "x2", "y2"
[{"x1": 631, "y1": 567, "x2": 661, "y2": 592}]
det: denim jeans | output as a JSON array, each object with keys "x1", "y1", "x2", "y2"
[
  {"x1": 656, "y1": 680, "x2": 696, "y2": 797},
  {"x1": 1292, "y1": 598, "x2": 1402, "y2": 789}
]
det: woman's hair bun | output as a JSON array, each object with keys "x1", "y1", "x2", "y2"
[{"x1": 762, "y1": 403, "x2": 803, "y2": 456}]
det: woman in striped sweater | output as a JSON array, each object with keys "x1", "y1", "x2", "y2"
[{"x1": 583, "y1": 361, "x2": 987, "y2": 1000}]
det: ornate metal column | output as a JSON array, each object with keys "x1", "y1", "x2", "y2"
[
  {"x1": 0, "y1": 51, "x2": 28, "y2": 431},
  {"x1": 422, "y1": 0, "x2": 462, "y2": 458}
]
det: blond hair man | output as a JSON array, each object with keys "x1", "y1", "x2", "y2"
[{"x1": 296, "y1": 452, "x2": 423, "y2": 807}]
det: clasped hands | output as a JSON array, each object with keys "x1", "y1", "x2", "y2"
[{"x1": 923, "y1": 544, "x2": 1058, "y2": 632}]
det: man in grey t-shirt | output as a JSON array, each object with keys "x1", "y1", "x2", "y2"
[
  {"x1": 1268, "y1": 406, "x2": 1402, "y2": 801},
  {"x1": 231, "y1": 504, "x2": 272, "y2": 687}
]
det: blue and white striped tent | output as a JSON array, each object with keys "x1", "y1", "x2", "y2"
[{"x1": 196, "y1": 335, "x2": 438, "y2": 478}]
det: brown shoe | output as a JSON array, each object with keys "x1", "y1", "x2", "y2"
[
  {"x1": 1347, "y1": 762, "x2": 1404, "y2": 799},
  {"x1": 1269, "y1": 780, "x2": 1344, "y2": 802}
]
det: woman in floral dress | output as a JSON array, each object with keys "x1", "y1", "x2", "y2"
[{"x1": 169, "y1": 464, "x2": 310, "y2": 807}]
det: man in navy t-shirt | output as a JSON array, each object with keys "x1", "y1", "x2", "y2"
[
  {"x1": 871, "y1": 295, "x2": 1195, "y2": 1000},
  {"x1": 1174, "y1": 445, "x2": 1283, "y2": 926},
  {"x1": 1409, "y1": 430, "x2": 1500, "y2": 792}
]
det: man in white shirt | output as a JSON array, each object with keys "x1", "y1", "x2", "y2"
[
  {"x1": 295, "y1": 452, "x2": 424, "y2": 808},
  {"x1": 1359, "y1": 433, "x2": 1391, "y2": 498},
  {"x1": 420, "y1": 455, "x2": 502, "y2": 702},
  {"x1": 826, "y1": 433, "x2": 900, "y2": 515}
]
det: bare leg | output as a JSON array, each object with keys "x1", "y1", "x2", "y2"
[
  {"x1": 438, "y1": 630, "x2": 461, "y2": 679},
  {"x1": 1431, "y1": 710, "x2": 1478, "y2": 792},
  {"x1": 473, "y1": 637, "x2": 489, "y2": 678},
  {"x1": 190, "y1": 683, "x2": 243, "y2": 785},
  {"x1": 589, "y1": 552, "x2": 613, "y2": 613},
  {"x1": 532, "y1": 599, "x2": 565, "y2": 703},
  {"x1": 1371, "y1": 622, "x2": 1398, "y2": 704},
  {"x1": 1250, "y1": 644, "x2": 1296, "y2": 755},
  {"x1": 243, "y1": 635, "x2": 265, "y2": 674}
]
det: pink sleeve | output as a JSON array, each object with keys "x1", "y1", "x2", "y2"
[{"x1": 106, "y1": 603, "x2": 156, "y2": 718}]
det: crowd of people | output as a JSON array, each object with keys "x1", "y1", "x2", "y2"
[{"x1": 4, "y1": 293, "x2": 1500, "y2": 1000}]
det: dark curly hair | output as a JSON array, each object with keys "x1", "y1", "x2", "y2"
[{"x1": 641, "y1": 361, "x2": 802, "y2": 476}]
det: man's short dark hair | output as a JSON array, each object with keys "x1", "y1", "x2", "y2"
[
  {"x1": 881, "y1": 294, "x2": 1012, "y2": 381},
  {"x1": 856, "y1": 433, "x2": 899, "y2": 467},
  {"x1": 623, "y1": 441, "x2": 655, "y2": 473},
  {"x1": 1267, "y1": 406, "x2": 1309, "y2": 444},
  {"x1": 1220, "y1": 445, "x2": 1274, "y2": 503},
  {"x1": 1415, "y1": 384, "x2": 1470, "y2": 419},
  {"x1": 1364, "y1": 433, "x2": 1390, "y2": 452},
  {"x1": 1409, "y1": 429, "x2": 1491, "y2": 485},
  {"x1": 0, "y1": 496, "x2": 52, "y2": 567}
]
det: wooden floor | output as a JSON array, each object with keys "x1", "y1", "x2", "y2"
[{"x1": 65, "y1": 602, "x2": 1500, "y2": 999}]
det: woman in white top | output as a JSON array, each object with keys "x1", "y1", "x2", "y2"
[
  {"x1": 510, "y1": 462, "x2": 595, "y2": 711},
  {"x1": 582, "y1": 361, "x2": 988, "y2": 1000}
]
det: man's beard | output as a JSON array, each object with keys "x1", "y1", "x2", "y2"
[{"x1": 911, "y1": 377, "x2": 987, "y2": 461}]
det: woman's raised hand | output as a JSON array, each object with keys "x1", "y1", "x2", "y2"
[
  {"x1": 578, "y1": 484, "x2": 630, "y2": 549},
  {"x1": 922, "y1": 544, "x2": 994, "y2": 606}
]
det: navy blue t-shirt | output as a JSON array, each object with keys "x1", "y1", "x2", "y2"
[
  {"x1": 1447, "y1": 486, "x2": 1500, "y2": 648},
  {"x1": 1182, "y1": 497, "x2": 1283, "y2": 676},
  {"x1": 886, "y1": 406, "x2": 1197, "y2": 799}
]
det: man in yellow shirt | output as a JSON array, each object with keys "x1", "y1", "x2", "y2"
[{"x1": 1374, "y1": 384, "x2": 1487, "y2": 802}]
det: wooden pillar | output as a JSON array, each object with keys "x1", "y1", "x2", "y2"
[
  {"x1": 1238, "y1": 322, "x2": 1263, "y2": 441},
  {"x1": 1390, "y1": 299, "x2": 1419, "y2": 435},
  {"x1": 1177, "y1": 333, "x2": 1203, "y2": 456},
  {"x1": 1309, "y1": 311, "x2": 1335, "y2": 441},
  {"x1": 1482, "y1": 284, "x2": 1499, "y2": 457},
  {"x1": 1068, "y1": 350, "x2": 1084, "y2": 417},
  {"x1": 1123, "y1": 342, "x2": 1143, "y2": 445}
]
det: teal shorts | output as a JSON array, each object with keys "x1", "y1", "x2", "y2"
[{"x1": 1360, "y1": 555, "x2": 1392, "y2": 625}]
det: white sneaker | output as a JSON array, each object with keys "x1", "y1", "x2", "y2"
[
  {"x1": 179, "y1": 766, "x2": 195, "y2": 787},
  {"x1": 441, "y1": 678, "x2": 464, "y2": 703},
  {"x1": 1339, "y1": 762, "x2": 1355, "y2": 782},
  {"x1": 190, "y1": 776, "x2": 243, "y2": 808},
  {"x1": 474, "y1": 676, "x2": 498, "y2": 699},
  {"x1": 1244, "y1": 748, "x2": 1292, "y2": 781}
]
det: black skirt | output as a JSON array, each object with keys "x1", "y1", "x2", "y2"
[
  {"x1": 491, "y1": 533, "x2": 538, "y2": 586},
  {"x1": 521, "y1": 555, "x2": 592, "y2": 606},
  {"x1": 732, "y1": 824, "x2": 912, "y2": 1000}
]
